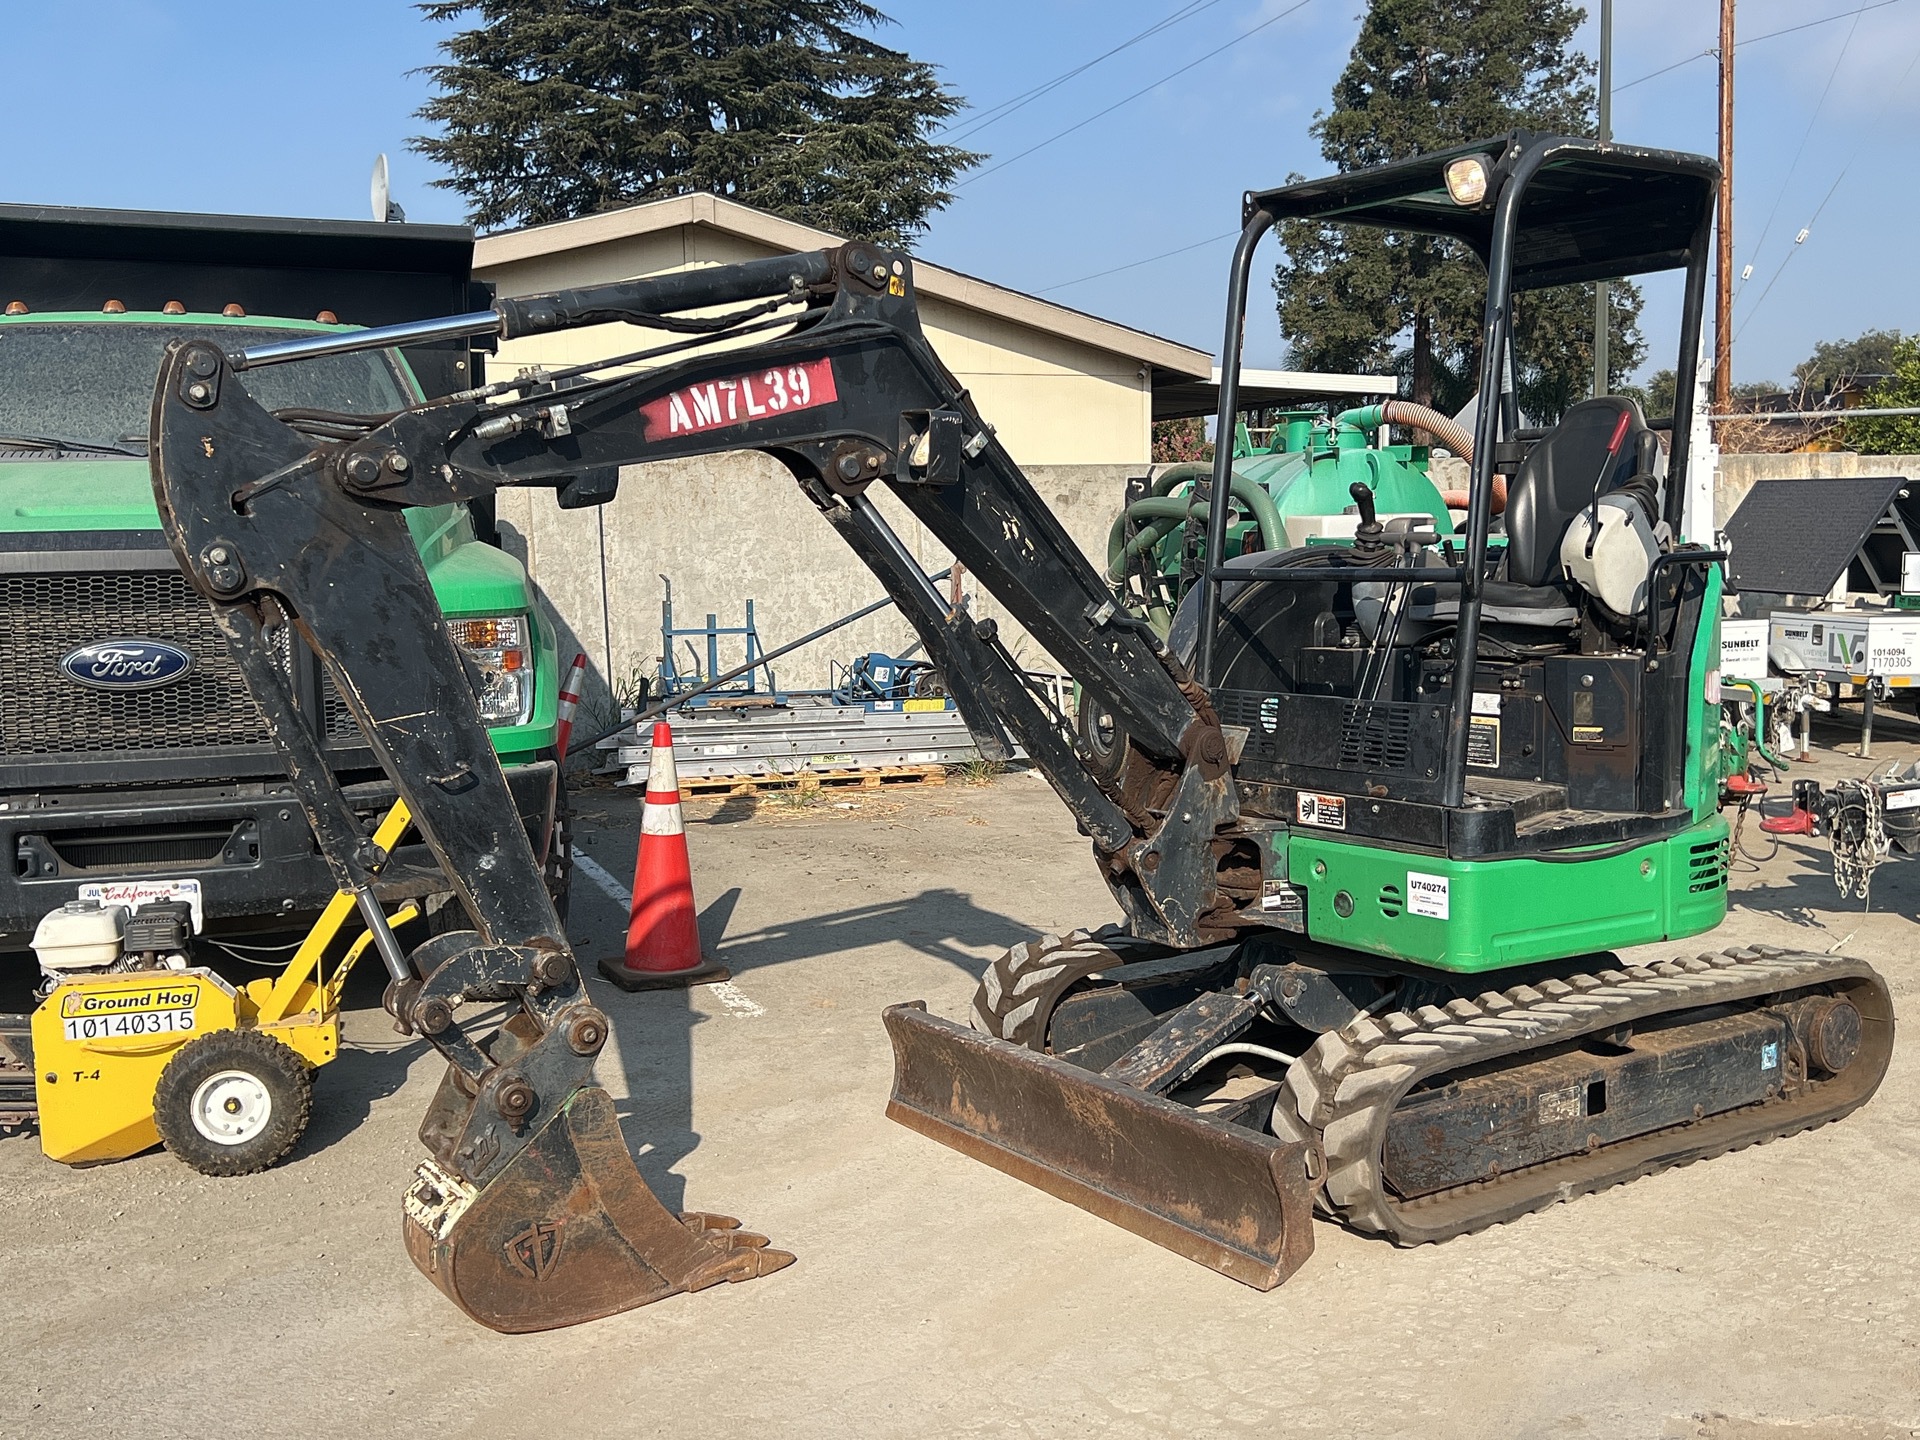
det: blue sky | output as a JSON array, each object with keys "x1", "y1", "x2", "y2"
[{"x1": 5, "y1": 0, "x2": 1915, "y2": 388}]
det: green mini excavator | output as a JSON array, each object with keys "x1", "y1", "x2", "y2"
[{"x1": 148, "y1": 132, "x2": 1891, "y2": 1328}]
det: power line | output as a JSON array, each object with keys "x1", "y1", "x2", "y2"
[
  {"x1": 1016, "y1": 0, "x2": 1906, "y2": 319},
  {"x1": 1734, "y1": 34, "x2": 1920, "y2": 340},
  {"x1": 957, "y1": 0, "x2": 1319, "y2": 188},
  {"x1": 1616, "y1": 50, "x2": 1712, "y2": 92},
  {"x1": 1037, "y1": 229, "x2": 1239, "y2": 293},
  {"x1": 1735, "y1": 1, "x2": 1866, "y2": 304},
  {"x1": 1616, "y1": 0, "x2": 1910, "y2": 92},
  {"x1": 940, "y1": 0, "x2": 1231, "y2": 145}
]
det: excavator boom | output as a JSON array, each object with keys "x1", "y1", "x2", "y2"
[{"x1": 147, "y1": 237, "x2": 1302, "y2": 1328}]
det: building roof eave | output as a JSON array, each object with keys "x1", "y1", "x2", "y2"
[{"x1": 473, "y1": 193, "x2": 1213, "y2": 379}]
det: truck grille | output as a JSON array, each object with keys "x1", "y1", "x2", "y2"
[
  {"x1": 321, "y1": 671, "x2": 363, "y2": 738},
  {"x1": 0, "y1": 567, "x2": 366, "y2": 758}
]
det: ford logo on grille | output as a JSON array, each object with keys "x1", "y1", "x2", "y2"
[{"x1": 60, "y1": 639, "x2": 196, "y2": 691}]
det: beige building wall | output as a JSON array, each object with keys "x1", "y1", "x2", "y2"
[
  {"x1": 470, "y1": 206, "x2": 1203, "y2": 717},
  {"x1": 490, "y1": 455, "x2": 1139, "y2": 721},
  {"x1": 1714, "y1": 451, "x2": 1920, "y2": 531},
  {"x1": 476, "y1": 228, "x2": 1155, "y2": 466}
]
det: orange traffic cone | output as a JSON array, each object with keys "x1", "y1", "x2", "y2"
[{"x1": 599, "y1": 721, "x2": 730, "y2": 991}]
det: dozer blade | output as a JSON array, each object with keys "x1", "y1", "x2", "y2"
[
  {"x1": 883, "y1": 1002, "x2": 1317, "y2": 1289},
  {"x1": 402, "y1": 1084, "x2": 792, "y2": 1333}
]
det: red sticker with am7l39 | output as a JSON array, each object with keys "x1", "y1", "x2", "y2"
[{"x1": 639, "y1": 357, "x2": 839, "y2": 438}]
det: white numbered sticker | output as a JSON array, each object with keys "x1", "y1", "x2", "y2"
[
  {"x1": 58, "y1": 983, "x2": 200, "y2": 1042},
  {"x1": 1407, "y1": 871, "x2": 1451, "y2": 920}
]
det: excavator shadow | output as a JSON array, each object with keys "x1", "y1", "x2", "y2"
[
  {"x1": 300, "y1": 1037, "x2": 429, "y2": 1158},
  {"x1": 702, "y1": 886, "x2": 1034, "y2": 979},
  {"x1": 298, "y1": 954, "x2": 430, "y2": 1160},
  {"x1": 572, "y1": 870, "x2": 1034, "y2": 1208}
]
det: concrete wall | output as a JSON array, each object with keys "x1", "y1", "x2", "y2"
[
  {"x1": 1715, "y1": 451, "x2": 1920, "y2": 528},
  {"x1": 477, "y1": 230, "x2": 1155, "y2": 467},
  {"x1": 492, "y1": 459, "x2": 1140, "y2": 728}
]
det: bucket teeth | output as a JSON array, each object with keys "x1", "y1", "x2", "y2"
[{"x1": 403, "y1": 1083, "x2": 790, "y2": 1333}]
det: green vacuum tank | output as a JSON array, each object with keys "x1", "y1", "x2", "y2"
[{"x1": 1106, "y1": 407, "x2": 1458, "y2": 629}]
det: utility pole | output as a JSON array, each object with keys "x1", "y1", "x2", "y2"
[
  {"x1": 1714, "y1": 0, "x2": 1735, "y2": 413},
  {"x1": 1592, "y1": 0, "x2": 1612, "y2": 398}
]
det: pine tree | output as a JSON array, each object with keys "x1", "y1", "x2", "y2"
[
  {"x1": 1272, "y1": 0, "x2": 1644, "y2": 422},
  {"x1": 412, "y1": 1, "x2": 981, "y2": 245}
]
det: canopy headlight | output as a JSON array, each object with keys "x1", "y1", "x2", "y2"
[
  {"x1": 447, "y1": 614, "x2": 534, "y2": 726},
  {"x1": 1444, "y1": 155, "x2": 1491, "y2": 207}
]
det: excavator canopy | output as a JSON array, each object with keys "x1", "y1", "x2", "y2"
[{"x1": 1250, "y1": 132, "x2": 1720, "y2": 290}]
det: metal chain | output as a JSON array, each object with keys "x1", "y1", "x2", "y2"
[{"x1": 1830, "y1": 776, "x2": 1891, "y2": 904}]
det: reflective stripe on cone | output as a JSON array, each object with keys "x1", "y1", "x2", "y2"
[{"x1": 599, "y1": 719, "x2": 730, "y2": 991}]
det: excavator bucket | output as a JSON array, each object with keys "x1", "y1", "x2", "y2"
[
  {"x1": 882, "y1": 1003, "x2": 1317, "y2": 1289},
  {"x1": 402, "y1": 1083, "x2": 792, "y2": 1334}
]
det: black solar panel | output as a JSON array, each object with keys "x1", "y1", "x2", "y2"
[{"x1": 1722, "y1": 476, "x2": 1909, "y2": 595}]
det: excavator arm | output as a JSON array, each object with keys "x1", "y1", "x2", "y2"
[{"x1": 146, "y1": 241, "x2": 1302, "y2": 1332}]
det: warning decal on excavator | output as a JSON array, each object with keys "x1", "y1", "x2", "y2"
[
  {"x1": 1467, "y1": 716, "x2": 1500, "y2": 768},
  {"x1": 1296, "y1": 792, "x2": 1346, "y2": 829},
  {"x1": 640, "y1": 357, "x2": 839, "y2": 438},
  {"x1": 1261, "y1": 879, "x2": 1305, "y2": 932}
]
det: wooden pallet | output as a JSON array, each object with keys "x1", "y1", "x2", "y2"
[{"x1": 680, "y1": 764, "x2": 951, "y2": 797}]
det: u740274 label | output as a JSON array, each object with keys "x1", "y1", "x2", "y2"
[
  {"x1": 1406, "y1": 871, "x2": 1450, "y2": 919},
  {"x1": 639, "y1": 357, "x2": 839, "y2": 438}
]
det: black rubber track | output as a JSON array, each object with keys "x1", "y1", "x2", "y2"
[
  {"x1": 1279, "y1": 945, "x2": 1894, "y2": 1245},
  {"x1": 970, "y1": 927, "x2": 1170, "y2": 1049}
]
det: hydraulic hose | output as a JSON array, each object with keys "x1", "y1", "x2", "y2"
[
  {"x1": 1336, "y1": 400, "x2": 1503, "y2": 514},
  {"x1": 1105, "y1": 473, "x2": 1286, "y2": 581},
  {"x1": 1723, "y1": 677, "x2": 1792, "y2": 772},
  {"x1": 1148, "y1": 462, "x2": 1212, "y2": 498}
]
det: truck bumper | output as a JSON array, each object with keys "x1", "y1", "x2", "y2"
[{"x1": 1, "y1": 761, "x2": 559, "y2": 950}]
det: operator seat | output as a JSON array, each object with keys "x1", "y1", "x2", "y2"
[
  {"x1": 1356, "y1": 396, "x2": 1654, "y2": 636},
  {"x1": 1503, "y1": 396, "x2": 1652, "y2": 586}
]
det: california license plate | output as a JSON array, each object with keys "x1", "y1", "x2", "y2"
[{"x1": 77, "y1": 877, "x2": 203, "y2": 931}]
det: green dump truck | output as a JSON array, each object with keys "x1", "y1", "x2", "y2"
[{"x1": 0, "y1": 205, "x2": 560, "y2": 951}]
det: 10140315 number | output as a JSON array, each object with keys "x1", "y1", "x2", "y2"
[
  {"x1": 640, "y1": 357, "x2": 839, "y2": 439},
  {"x1": 61, "y1": 1008, "x2": 196, "y2": 1042}
]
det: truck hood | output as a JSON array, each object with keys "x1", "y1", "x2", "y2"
[
  {"x1": 0, "y1": 457, "x2": 159, "y2": 532},
  {"x1": 0, "y1": 457, "x2": 531, "y2": 617}
]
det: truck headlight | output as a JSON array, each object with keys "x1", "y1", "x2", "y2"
[{"x1": 446, "y1": 615, "x2": 534, "y2": 726}]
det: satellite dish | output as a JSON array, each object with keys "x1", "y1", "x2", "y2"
[{"x1": 370, "y1": 153, "x2": 407, "y2": 224}]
